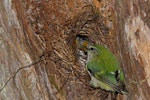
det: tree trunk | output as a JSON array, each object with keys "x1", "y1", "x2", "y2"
[{"x1": 0, "y1": 0, "x2": 150, "y2": 100}]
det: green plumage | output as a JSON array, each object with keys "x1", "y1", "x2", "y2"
[{"x1": 87, "y1": 44, "x2": 127, "y2": 94}]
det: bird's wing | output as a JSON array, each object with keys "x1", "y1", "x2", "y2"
[{"x1": 95, "y1": 72, "x2": 124, "y2": 94}]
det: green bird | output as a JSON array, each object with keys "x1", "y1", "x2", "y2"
[{"x1": 86, "y1": 44, "x2": 128, "y2": 94}]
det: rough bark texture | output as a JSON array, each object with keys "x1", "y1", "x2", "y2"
[{"x1": 0, "y1": 0, "x2": 150, "y2": 100}]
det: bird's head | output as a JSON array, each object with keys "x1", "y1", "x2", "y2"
[{"x1": 87, "y1": 45, "x2": 102, "y2": 59}]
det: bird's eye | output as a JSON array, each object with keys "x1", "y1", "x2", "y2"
[{"x1": 90, "y1": 47, "x2": 94, "y2": 50}]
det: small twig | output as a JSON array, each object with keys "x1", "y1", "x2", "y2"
[
  {"x1": 0, "y1": 57, "x2": 46, "y2": 92},
  {"x1": 59, "y1": 74, "x2": 70, "y2": 91},
  {"x1": 131, "y1": 76, "x2": 150, "y2": 86}
]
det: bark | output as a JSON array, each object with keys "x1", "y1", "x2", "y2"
[{"x1": 0, "y1": 0, "x2": 150, "y2": 100}]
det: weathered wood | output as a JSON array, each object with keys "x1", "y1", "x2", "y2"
[
  {"x1": 0, "y1": 0, "x2": 150, "y2": 100},
  {"x1": 114, "y1": 0, "x2": 150, "y2": 100}
]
